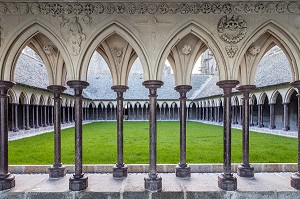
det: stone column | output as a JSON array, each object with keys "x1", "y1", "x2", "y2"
[
  {"x1": 96, "y1": 107, "x2": 99, "y2": 120},
  {"x1": 217, "y1": 106, "x2": 220, "y2": 123},
  {"x1": 237, "y1": 85, "x2": 256, "y2": 177},
  {"x1": 257, "y1": 104, "x2": 263, "y2": 128},
  {"x1": 62, "y1": 106, "x2": 66, "y2": 124},
  {"x1": 0, "y1": 81, "x2": 15, "y2": 191},
  {"x1": 239, "y1": 105, "x2": 243, "y2": 125},
  {"x1": 112, "y1": 85, "x2": 128, "y2": 178},
  {"x1": 48, "y1": 85, "x2": 67, "y2": 178},
  {"x1": 232, "y1": 106, "x2": 235, "y2": 124},
  {"x1": 291, "y1": 81, "x2": 300, "y2": 189},
  {"x1": 269, "y1": 103, "x2": 276, "y2": 129},
  {"x1": 283, "y1": 103, "x2": 290, "y2": 131},
  {"x1": 50, "y1": 106, "x2": 54, "y2": 126},
  {"x1": 71, "y1": 106, "x2": 74, "y2": 122},
  {"x1": 175, "y1": 85, "x2": 192, "y2": 178},
  {"x1": 22, "y1": 105, "x2": 26, "y2": 129},
  {"x1": 216, "y1": 80, "x2": 239, "y2": 191},
  {"x1": 12, "y1": 103, "x2": 19, "y2": 132},
  {"x1": 67, "y1": 80, "x2": 89, "y2": 191},
  {"x1": 25, "y1": 105, "x2": 30, "y2": 130},
  {"x1": 249, "y1": 104, "x2": 254, "y2": 126},
  {"x1": 30, "y1": 105, "x2": 35, "y2": 128},
  {"x1": 11, "y1": 103, "x2": 16, "y2": 131},
  {"x1": 143, "y1": 80, "x2": 163, "y2": 192},
  {"x1": 67, "y1": 106, "x2": 70, "y2": 123},
  {"x1": 35, "y1": 105, "x2": 39, "y2": 128},
  {"x1": 43, "y1": 105, "x2": 47, "y2": 127}
]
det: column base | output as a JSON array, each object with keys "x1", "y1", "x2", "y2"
[
  {"x1": 35, "y1": 125, "x2": 39, "y2": 129},
  {"x1": 0, "y1": 174, "x2": 15, "y2": 191},
  {"x1": 25, "y1": 127, "x2": 30, "y2": 130},
  {"x1": 13, "y1": 128, "x2": 19, "y2": 132},
  {"x1": 49, "y1": 165, "x2": 66, "y2": 178},
  {"x1": 113, "y1": 164, "x2": 128, "y2": 178},
  {"x1": 69, "y1": 175, "x2": 88, "y2": 191},
  {"x1": 175, "y1": 164, "x2": 191, "y2": 178},
  {"x1": 269, "y1": 125, "x2": 276, "y2": 129},
  {"x1": 43, "y1": 124, "x2": 47, "y2": 127},
  {"x1": 237, "y1": 164, "x2": 254, "y2": 177},
  {"x1": 282, "y1": 127, "x2": 290, "y2": 131},
  {"x1": 218, "y1": 173, "x2": 237, "y2": 191},
  {"x1": 144, "y1": 176, "x2": 162, "y2": 192},
  {"x1": 291, "y1": 173, "x2": 300, "y2": 189}
]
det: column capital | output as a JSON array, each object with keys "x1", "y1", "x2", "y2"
[
  {"x1": 174, "y1": 85, "x2": 192, "y2": 93},
  {"x1": 47, "y1": 85, "x2": 66, "y2": 96},
  {"x1": 111, "y1": 85, "x2": 128, "y2": 93},
  {"x1": 143, "y1": 80, "x2": 163, "y2": 89},
  {"x1": 236, "y1": 85, "x2": 256, "y2": 93},
  {"x1": 0, "y1": 81, "x2": 15, "y2": 95},
  {"x1": 216, "y1": 80, "x2": 239, "y2": 95},
  {"x1": 67, "y1": 80, "x2": 89, "y2": 94}
]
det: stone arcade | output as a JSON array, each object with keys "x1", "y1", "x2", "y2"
[{"x1": 0, "y1": 0, "x2": 300, "y2": 196}]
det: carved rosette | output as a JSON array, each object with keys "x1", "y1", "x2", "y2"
[
  {"x1": 217, "y1": 14, "x2": 247, "y2": 58},
  {"x1": 0, "y1": 2, "x2": 297, "y2": 15},
  {"x1": 181, "y1": 44, "x2": 192, "y2": 55}
]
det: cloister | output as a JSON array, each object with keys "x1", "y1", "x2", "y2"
[{"x1": 1, "y1": 0, "x2": 300, "y2": 197}]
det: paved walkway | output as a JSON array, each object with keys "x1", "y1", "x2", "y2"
[{"x1": 0, "y1": 173, "x2": 299, "y2": 198}]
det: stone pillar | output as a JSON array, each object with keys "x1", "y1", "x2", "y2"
[
  {"x1": 22, "y1": 105, "x2": 26, "y2": 129},
  {"x1": 0, "y1": 81, "x2": 15, "y2": 191},
  {"x1": 47, "y1": 106, "x2": 50, "y2": 126},
  {"x1": 175, "y1": 85, "x2": 192, "y2": 178},
  {"x1": 11, "y1": 103, "x2": 16, "y2": 131},
  {"x1": 112, "y1": 85, "x2": 128, "y2": 178},
  {"x1": 30, "y1": 105, "x2": 35, "y2": 128},
  {"x1": 96, "y1": 107, "x2": 99, "y2": 120},
  {"x1": 67, "y1": 106, "x2": 70, "y2": 123},
  {"x1": 43, "y1": 105, "x2": 47, "y2": 127},
  {"x1": 71, "y1": 106, "x2": 74, "y2": 122},
  {"x1": 249, "y1": 104, "x2": 254, "y2": 126},
  {"x1": 239, "y1": 105, "x2": 243, "y2": 125},
  {"x1": 257, "y1": 104, "x2": 263, "y2": 128},
  {"x1": 232, "y1": 106, "x2": 235, "y2": 124},
  {"x1": 269, "y1": 103, "x2": 276, "y2": 129},
  {"x1": 67, "y1": 80, "x2": 89, "y2": 191},
  {"x1": 143, "y1": 80, "x2": 163, "y2": 192},
  {"x1": 35, "y1": 105, "x2": 39, "y2": 128},
  {"x1": 25, "y1": 105, "x2": 30, "y2": 130},
  {"x1": 216, "y1": 80, "x2": 239, "y2": 191},
  {"x1": 48, "y1": 85, "x2": 67, "y2": 178},
  {"x1": 12, "y1": 103, "x2": 19, "y2": 132},
  {"x1": 217, "y1": 106, "x2": 220, "y2": 123},
  {"x1": 236, "y1": 85, "x2": 256, "y2": 178},
  {"x1": 283, "y1": 103, "x2": 290, "y2": 131},
  {"x1": 291, "y1": 81, "x2": 300, "y2": 189},
  {"x1": 62, "y1": 106, "x2": 66, "y2": 124},
  {"x1": 50, "y1": 106, "x2": 54, "y2": 126}
]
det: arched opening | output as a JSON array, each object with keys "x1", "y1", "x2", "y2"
[
  {"x1": 289, "y1": 91, "x2": 298, "y2": 131},
  {"x1": 274, "y1": 93, "x2": 283, "y2": 130}
]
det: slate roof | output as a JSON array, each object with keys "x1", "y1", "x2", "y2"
[{"x1": 14, "y1": 46, "x2": 291, "y2": 101}]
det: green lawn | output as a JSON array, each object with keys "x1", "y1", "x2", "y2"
[{"x1": 8, "y1": 121, "x2": 297, "y2": 164}]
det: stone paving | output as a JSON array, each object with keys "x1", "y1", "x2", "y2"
[{"x1": 0, "y1": 173, "x2": 299, "y2": 198}]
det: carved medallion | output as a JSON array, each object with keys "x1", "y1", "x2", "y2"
[
  {"x1": 181, "y1": 44, "x2": 192, "y2": 55},
  {"x1": 43, "y1": 45, "x2": 54, "y2": 55},
  {"x1": 217, "y1": 14, "x2": 247, "y2": 44},
  {"x1": 225, "y1": 44, "x2": 238, "y2": 58},
  {"x1": 248, "y1": 46, "x2": 261, "y2": 56},
  {"x1": 113, "y1": 47, "x2": 123, "y2": 64}
]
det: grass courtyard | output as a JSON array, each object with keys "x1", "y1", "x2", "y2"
[{"x1": 8, "y1": 121, "x2": 297, "y2": 164}]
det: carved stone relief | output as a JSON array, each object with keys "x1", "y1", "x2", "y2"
[
  {"x1": 43, "y1": 45, "x2": 54, "y2": 55},
  {"x1": 248, "y1": 46, "x2": 261, "y2": 56},
  {"x1": 181, "y1": 44, "x2": 192, "y2": 55},
  {"x1": 225, "y1": 44, "x2": 238, "y2": 58},
  {"x1": 113, "y1": 47, "x2": 123, "y2": 65},
  {"x1": 62, "y1": 16, "x2": 86, "y2": 56},
  {"x1": 217, "y1": 14, "x2": 247, "y2": 44},
  {"x1": 0, "y1": 2, "x2": 298, "y2": 15}
]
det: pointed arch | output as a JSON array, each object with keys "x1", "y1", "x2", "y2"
[
  {"x1": 270, "y1": 90, "x2": 282, "y2": 104},
  {"x1": 8, "y1": 89, "x2": 17, "y2": 104},
  {"x1": 39, "y1": 95, "x2": 46, "y2": 106},
  {"x1": 258, "y1": 92, "x2": 268, "y2": 105},
  {"x1": 19, "y1": 91, "x2": 29, "y2": 104},
  {"x1": 235, "y1": 21, "x2": 300, "y2": 84},
  {"x1": 0, "y1": 20, "x2": 73, "y2": 84},
  {"x1": 30, "y1": 93, "x2": 38, "y2": 105},
  {"x1": 79, "y1": 22, "x2": 150, "y2": 83},
  {"x1": 284, "y1": 87, "x2": 297, "y2": 103},
  {"x1": 156, "y1": 21, "x2": 227, "y2": 83}
]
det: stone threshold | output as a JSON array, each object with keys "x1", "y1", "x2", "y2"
[{"x1": 9, "y1": 163, "x2": 297, "y2": 174}]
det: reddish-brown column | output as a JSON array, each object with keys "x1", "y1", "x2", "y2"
[
  {"x1": 283, "y1": 103, "x2": 290, "y2": 131},
  {"x1": 0, "y1": 81, "x2": 15, "y2": 191},
  {"x1": 290, "y1": 81, "x2": 300, "y2": 189},
  {"x1": 175, "y1": 85, "x2": 192, "y2": 178},
  {"x1": 48, "y1": 85, "x2": 67, "y2": 178},
  {"x1": 67, "y1": 80, "x2": 89, "y2": 191},
  {"x1": 269, "y1": 103, "x2": 276, "y2": 129},
  {"x1": 237, "y1": 85, "x2": 256, "y2": 178},
  {"x1": 143, "y1": 80, "x2": 163, "y2": 192},
  {"x1": 112, "y1": 85, "x2": 128, "y2": 178},
  {"x1": 216, "y1": 80, "x2": 239, "y2": 191}
]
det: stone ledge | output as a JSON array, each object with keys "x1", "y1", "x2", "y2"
[{"x1": 8, "y1": 163, "x2": 297, "y2": 174}]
